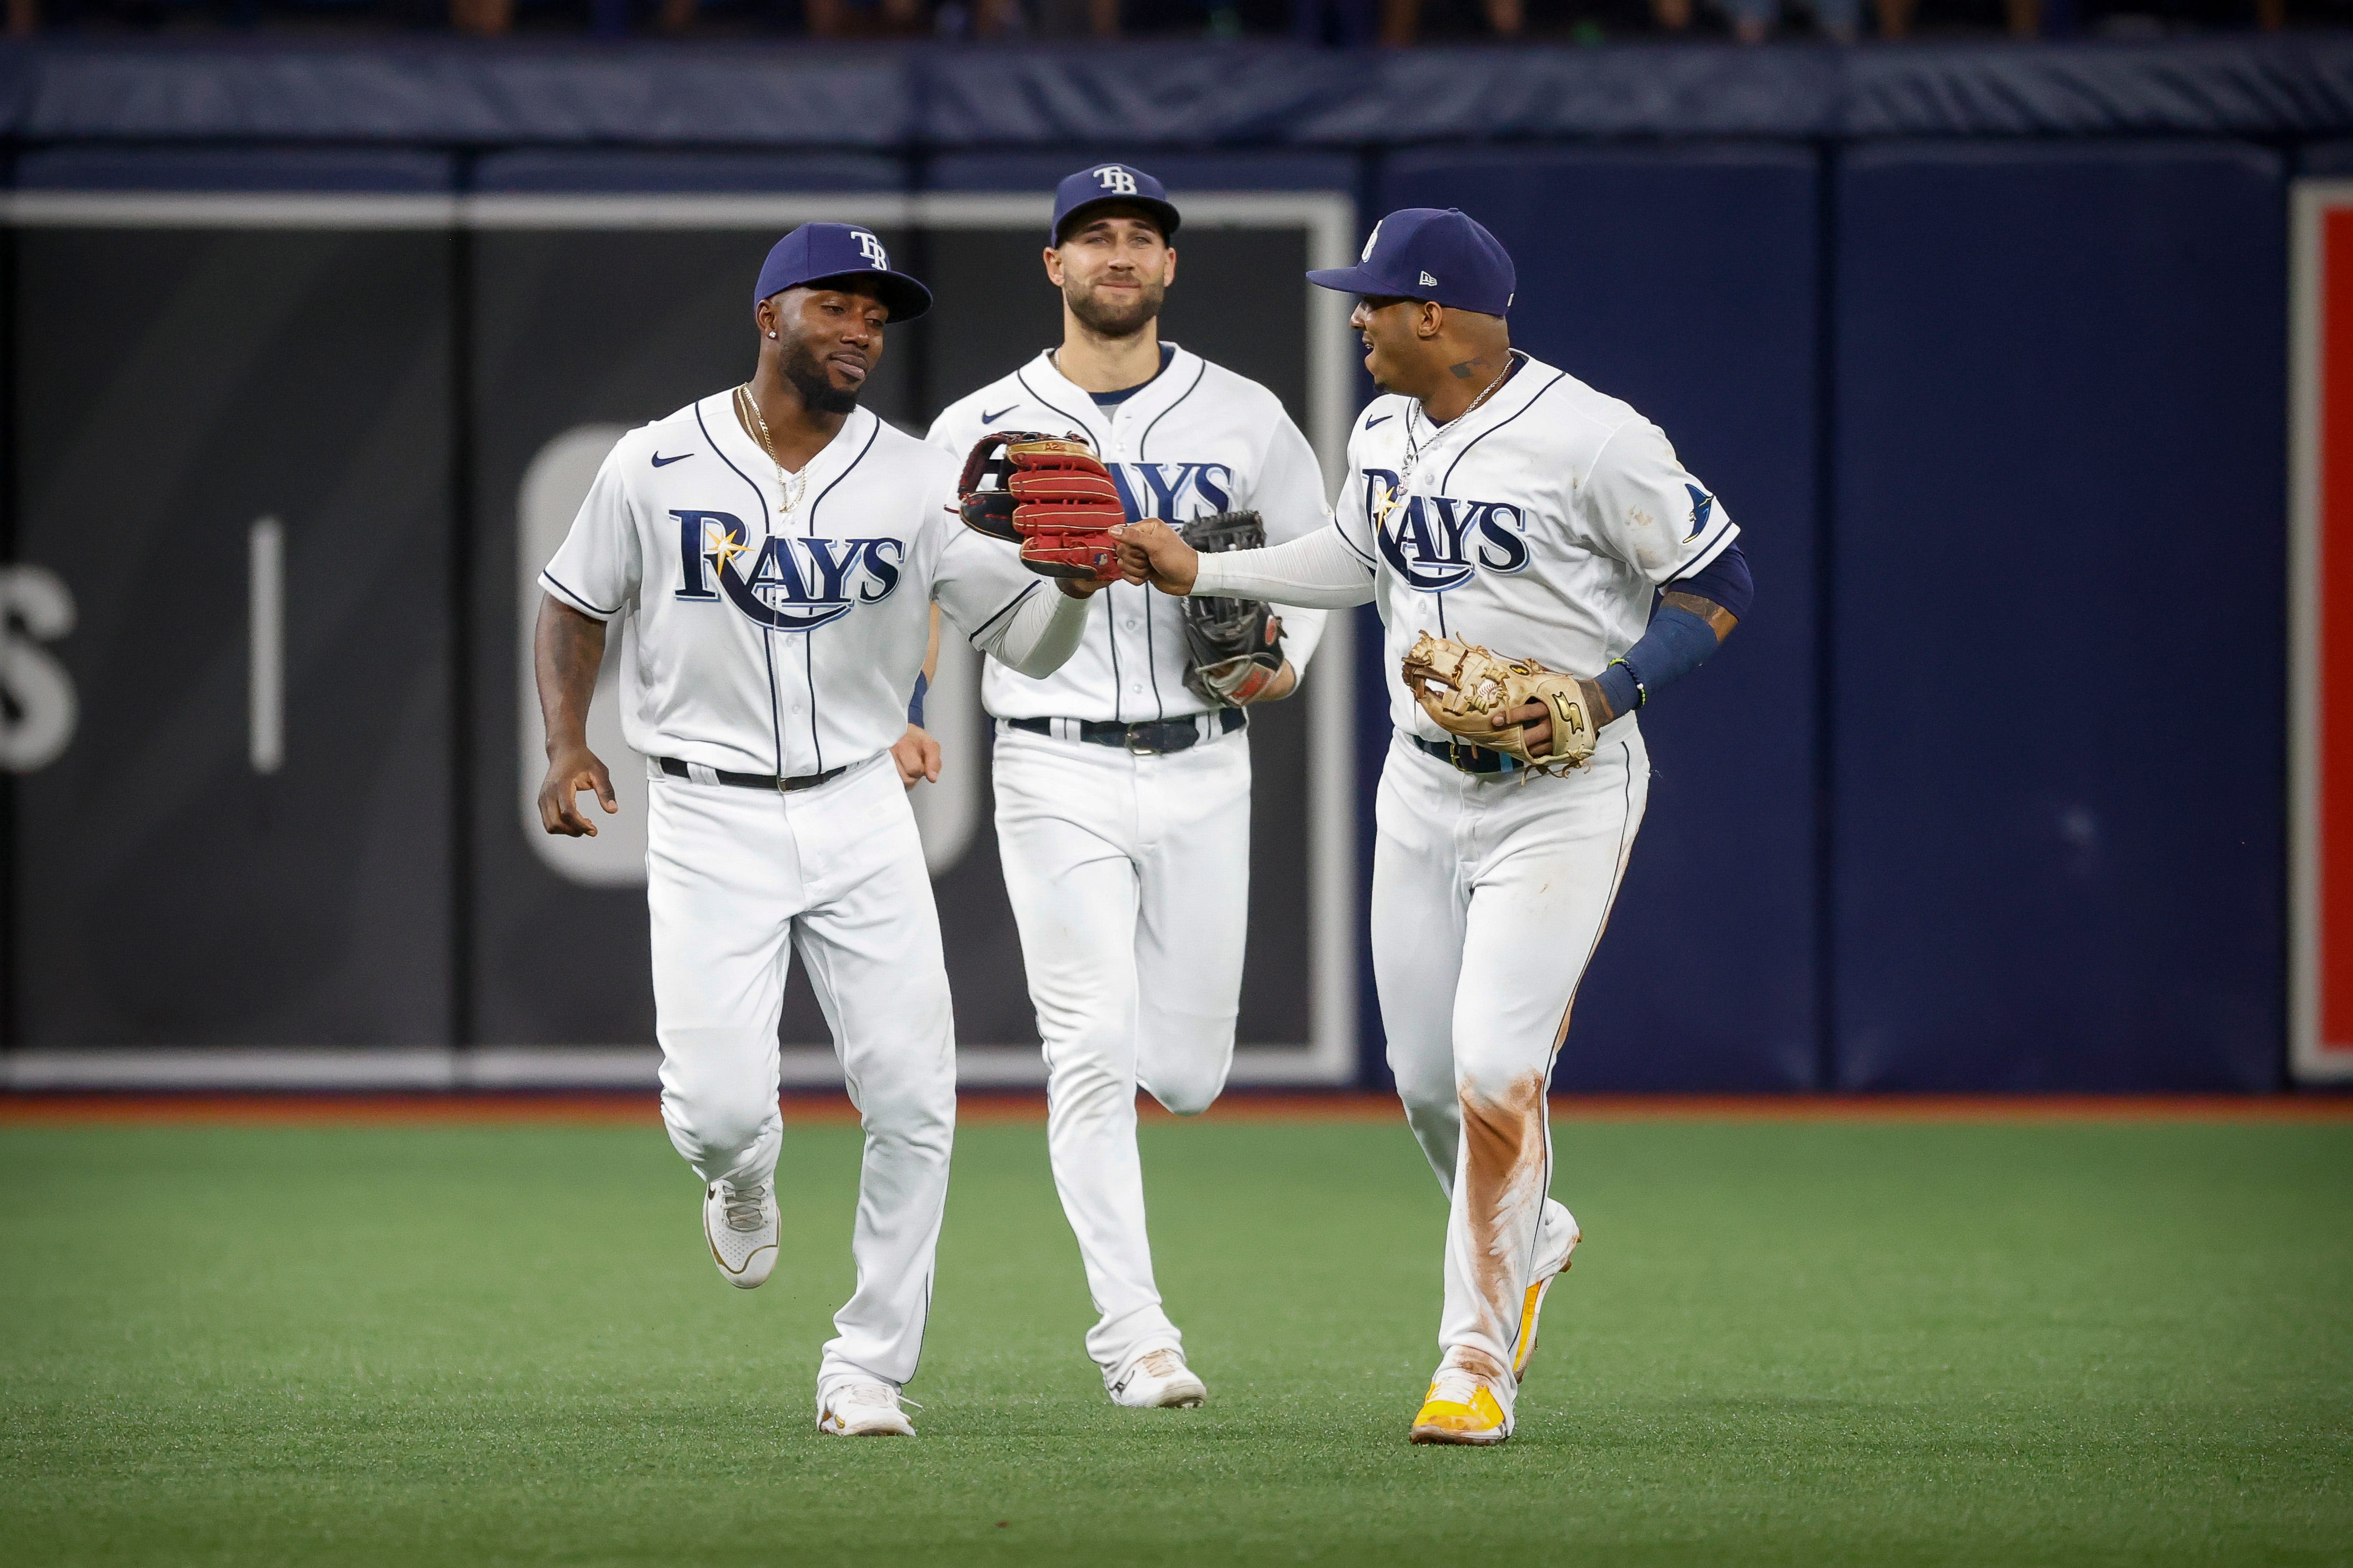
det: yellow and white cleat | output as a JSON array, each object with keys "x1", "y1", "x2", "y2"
[
  {"x1": 1409, "y1": 1351, "x2": 1516, "y2": 1446},
  {"x1": 1512, "y1": 1202, "x2": 1582, "y2": 1381}
]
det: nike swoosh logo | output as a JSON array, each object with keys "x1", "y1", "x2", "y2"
[
  {"x1": 982, "y1": 406, "x2": 1019, "y2": 425},
  {"x1": 1365, "y1": 414, "x2": 1393, "y2": 428},
  {"x1": 652, "y1": 452, "x2": 691, "y2": 468}
]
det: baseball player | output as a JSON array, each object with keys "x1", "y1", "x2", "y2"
[
  {"x1": 531, "y1": 223, "x2": 1104, "y2": 1438},
  {"x1": 1115, "y1": 208, "x2": 1754, "y2": 1445},
  {"x1": 923, "y1": 163, "x2": 1333, "y2": 1409}
]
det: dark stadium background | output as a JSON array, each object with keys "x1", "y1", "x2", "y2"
[{"x1": 0, "y1": 38, "x2": 2343, "y2": 1095}]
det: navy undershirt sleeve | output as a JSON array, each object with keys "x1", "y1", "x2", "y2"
[{"x1": 1672, "y1": 539, "x2": 1753, "y2": 621}]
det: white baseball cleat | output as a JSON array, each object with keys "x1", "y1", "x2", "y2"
[
  {"x1": 1107, "y1": 1347, "x2": 1208, "y2": 1409},
  {"x1": 817, "y1": 1380, "x2": 917, "y2": 1437},
  {"x1": 1512, "y1": 1200, "x2": 1582, "y2": 1381},
  {"x1": 701, "y1": 1180, "x2": 778, "y2": 1289}
]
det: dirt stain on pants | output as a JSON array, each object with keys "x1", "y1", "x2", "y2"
[{"x1": 1458, "y1": 1068, "x2": 1549, "y2": 1358}]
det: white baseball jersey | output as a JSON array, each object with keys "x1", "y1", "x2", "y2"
[
  {"x1": 928, "y1": 344, "x2": 1331, "y2": 723},
  {"x1": 540, "y1": 395, "x2": 1053, "y2": 778},
  {"x1": 1333, "y1": 352, "x2": 1739, "y2": 741}
]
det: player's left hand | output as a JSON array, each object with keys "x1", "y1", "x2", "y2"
[
  {"x1": 892, "y1": 723, "x2": 941, "y2": 790},
  {"x1": 1232, "y1": 618, "x2": 1297, "y2": 705}
]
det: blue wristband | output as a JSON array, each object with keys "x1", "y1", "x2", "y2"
[
  {"x1": 908, "y1": 672, "x2": 928, "y2": 729},
  {"x1": 1600, "y1": 604, "x2": 1719, "y2": 716},
  {"x1": 1598, "y1": 660, "x2": 1642, "y2": 716}
]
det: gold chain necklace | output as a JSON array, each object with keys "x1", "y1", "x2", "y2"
[
  {"x1": 735, "y1": 383, "x2": 809, "y2": 514},
  {"x1": 1378, "y1": 357, "x2": 1516, "y2": 530}
]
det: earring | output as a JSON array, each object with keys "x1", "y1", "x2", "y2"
[{"x1": 768, "y1": 331, "x2": 778, "y2": 338}]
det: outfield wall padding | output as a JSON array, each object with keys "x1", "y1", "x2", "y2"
[
  {"x1": 4, "y1": 39, "x2": 2352, "y2": 146},
  {"x1": 0, "y1": 87, "x2": 2327, "y2": 1090},
  {"x1": 1829, "y1": 141, "x2": 2287, "y2": 1092}
]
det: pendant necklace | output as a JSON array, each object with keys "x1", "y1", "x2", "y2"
[
  {"x1": 1377, "y1": 355, "x2": 1516, "y2": 531},
  {"x1": 736, "y1": 384, "x2": 809, "y2": 514}
]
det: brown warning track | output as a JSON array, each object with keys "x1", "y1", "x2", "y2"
[{"x1": 0, "y1": 1091, "x2": 2348, "y2": 1127}]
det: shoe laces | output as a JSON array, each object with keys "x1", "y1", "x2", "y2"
[
  {"x1": 833, "y1": 1380, "x2": 919, "y2": 1412},
  {"x1": 1134, "y1": 1349, "x2": 1187, "y2": 1381},
  {"x1": 1427, "y1": 1366, "x2": 1484, "y2": 1408},
  {"x1": 717, "y1": 1182, "x2": 770, "y2": 1232}
]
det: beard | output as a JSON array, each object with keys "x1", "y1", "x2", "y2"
[
  {"x1": 1065, "y1": 273, "x2": 1165, "y2": 339},
  {"x1": 779, "y1": 335, "x2": 863, "y2": 415}
]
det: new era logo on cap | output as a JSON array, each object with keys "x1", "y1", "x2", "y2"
[{"x1": 1306, "y1": 207, "x2": 1517, "y2": 318}]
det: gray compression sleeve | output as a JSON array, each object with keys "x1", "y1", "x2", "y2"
[
  {"x1": 1189, "y1": 524, "x2": 1377, "y2": 609},
  {"x1": 981, "y1": 581, "x2": 1094, "y2": 677}
]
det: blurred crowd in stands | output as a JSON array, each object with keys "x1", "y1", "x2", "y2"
[{"x1": 0, "y1": 0, "x2": 2327, "y2": 43}]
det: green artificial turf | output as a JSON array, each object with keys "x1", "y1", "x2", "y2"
[{"x1": 2, "y1": 1114, "x2": 2349, "y2": 1566}]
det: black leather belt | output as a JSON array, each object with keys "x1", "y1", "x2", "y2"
[
  {"x1": 1007, "y1": 709, "x2": 1245, "y2": 756},
  {"x1": 1409, "y1": 731, "x2": 1522, "y2": 776},
  {"x1": 656, "y1": 756, "x2": 850, "y2": 793}
]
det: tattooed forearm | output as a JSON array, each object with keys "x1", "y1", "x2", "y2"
[
  {"x1": 534, "y1": 596, "x2": 608, "y2": 755},
  {"x1": 1661, "y1": 589, "x2": 1740, "y2": 642}
]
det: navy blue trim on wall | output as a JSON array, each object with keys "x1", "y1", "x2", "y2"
[{"x1": 5, "y1": 40, "x2": 2352, "y2": 149}]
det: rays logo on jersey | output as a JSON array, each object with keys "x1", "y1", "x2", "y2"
[
  {"x1": 670, "y1": 510, "x2": 903, "y2": 631},
  {"x1": 1363, "y1": 468, "x2": 1528, "y2": 590},
  {"x1": 1685, "y1": 483, "x2": 1714, "y2": 542},
  {"x1": 1107, "y1": 462, "x2": 1234, "y2": 522}
]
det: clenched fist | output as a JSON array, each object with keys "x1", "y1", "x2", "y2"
[{"x1": 1109, "y1": 520, "x2": 1200, "y2": 596}]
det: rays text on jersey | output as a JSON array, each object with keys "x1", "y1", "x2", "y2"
[
  {"x1": 670, "y1": 509, "x2": 904, "y2": 631},
  {"x1": 1107, "y1": 461, "x2": 1234, "y2": 522},
  {"x1": 1363, "y1": 467, "x2": 1529, "y2": 591}
]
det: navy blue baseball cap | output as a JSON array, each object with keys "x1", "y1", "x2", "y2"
[
  {"x1": 1306, "y1": 208, "x2": 1516, "y2": 317},
  {"x1": 1050, "y1": 163, "x2": 1182, "y2": 245},
  {"x1": 753, "y1": 222, "x2": 932, "y2": 322}
]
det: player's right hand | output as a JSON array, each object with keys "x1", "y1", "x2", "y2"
[
  {"x1": 891, "y1": 724, "x2": 942, "y2": 791},
  {"x1": 539, "y1": 745, "x2": 617, "y2": 837},
  {"x1": 1110, "y1": 520, "x2": 1199, "y2": 595}
]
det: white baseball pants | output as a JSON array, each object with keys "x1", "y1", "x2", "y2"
[
  {"x1": 645, "y1": 754, "x2": 956, "y2": 1391},
  {"x1": 990, "y1": 721, "x2": 1252, "y2": 1376},
  {"x1": 1370, "y1": 725, "x2": 1650, "y2": 1384}
]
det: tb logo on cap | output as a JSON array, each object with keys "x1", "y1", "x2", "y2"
[
  {"x1": 1094, "y1": 166, "x2": 1140, "y2": 195},
  {"x1": 1360, "y1": 219, "x2": 1383, "y2": 262},
  {"x1": 853, "y1": 230, "x2": 890, "y2": 270}
]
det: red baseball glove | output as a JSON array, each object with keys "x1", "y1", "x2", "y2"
[{"x1": 957, "y1": 430, "x2": 1124, "y2": 584}]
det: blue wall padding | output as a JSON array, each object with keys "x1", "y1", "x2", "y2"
[
  {"x1": 470, "y1": 149, "x2": 906, "y2": 193},
  {"x1": 924, "y1": 150, "x2": 1357, "y2": 194},
  {"x1": 2299, "y1": 141, "x2": 2353, "y2": 175},
  {"x1": 13, "y1": 146, "x2": 455, "y2": 191},
  {"x1": 1830, "y1": 140, "x2": 2286, "y2": 1091},
  {"x1": 1377, "y1": 146, "x2": 1822, "y2": 1092},
  {"x1": 5, "y1": 39, "x2": 2353, "y2": 148},
  {"x1": 1840, "y1": 41, "x2": 2353, "y2": 138},
  {"x1": 919, "y1": 47, "x2": 1353, "y2": 148},
  {"x1": 15, "y1": 43, "x2": 912, "y2": 146}
]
